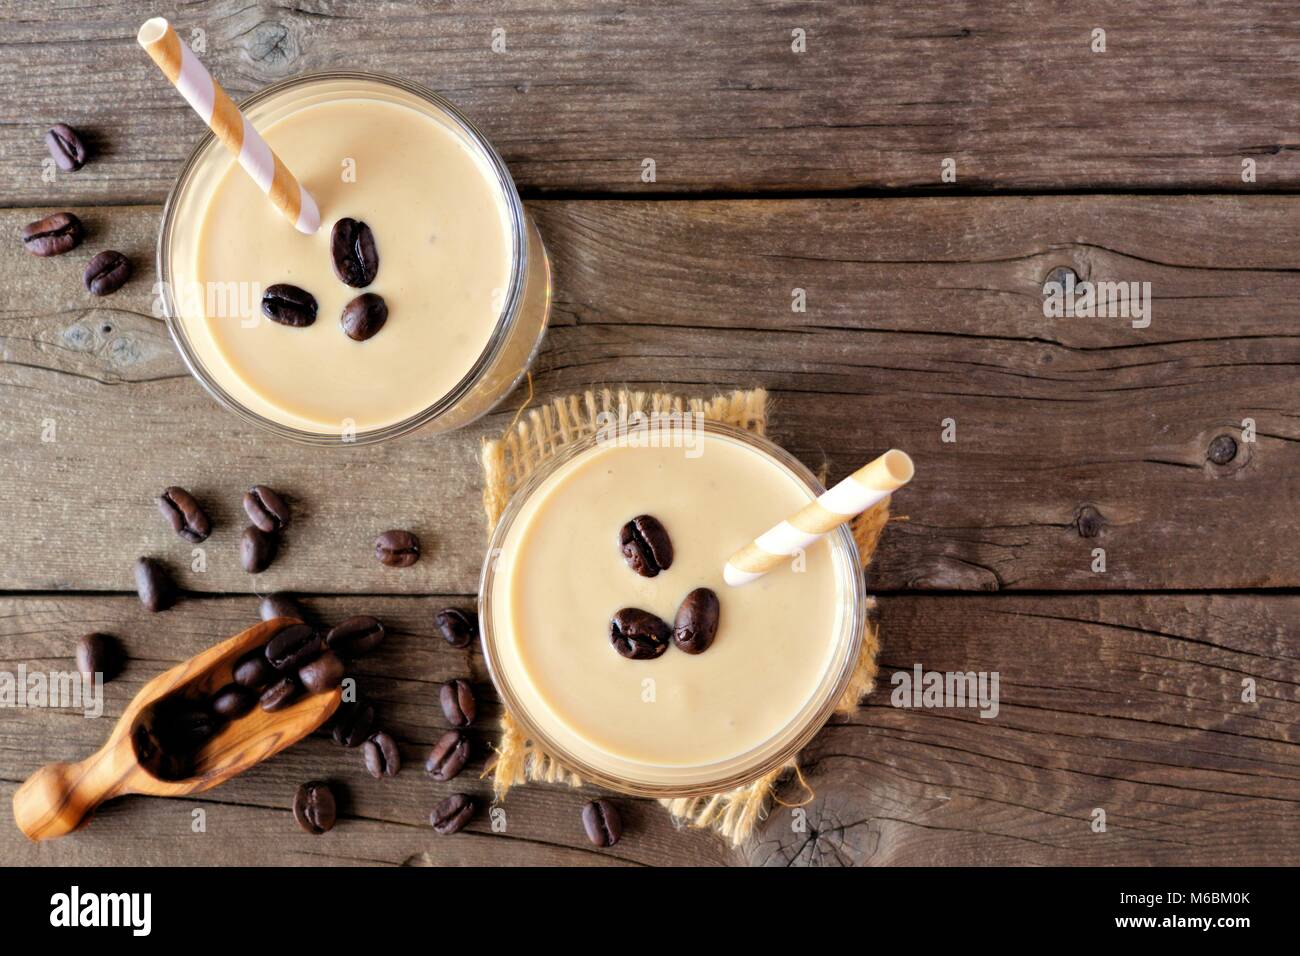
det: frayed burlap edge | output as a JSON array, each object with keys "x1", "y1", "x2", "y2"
[{"x1": 480, "y1": 387, "x2": 888, "y2": 847}]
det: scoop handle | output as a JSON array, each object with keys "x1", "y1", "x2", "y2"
[{"x1": 13, "y1": 744, "x2": 132, "y2": 841}]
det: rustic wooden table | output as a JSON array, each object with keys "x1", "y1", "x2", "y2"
[{"x1": 1, "y1": 2, "x2": 1297, "y2": 867}]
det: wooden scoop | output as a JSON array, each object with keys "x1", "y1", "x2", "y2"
[{"x1": 12, "y1": 618, "x2": 341, "y2": 841}]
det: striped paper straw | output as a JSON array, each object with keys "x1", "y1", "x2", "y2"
[
  {"x1": 137, "y1": 17, "x2": 320, "y2": 234},
  {"x1": 723, "y1": 449, "x2": 914, "y2": 586}
]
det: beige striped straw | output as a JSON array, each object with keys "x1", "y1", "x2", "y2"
[
  {"x1": 723, "y1": 449, "x2": 914, "y2": 586},
  {"x1": 137, "y1": 17, "x2": 320, "y2": 234}
]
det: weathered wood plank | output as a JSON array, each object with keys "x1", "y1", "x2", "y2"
[
  {"x1": 3, "y1": 1, "x2": 1300, "y2": 202},
  {"x1": 0, "y1": 593, "x2": 1294, "y2": 866},
  {"x1": 1, "y1": 197, "x2": 1297, "y2": 594}
]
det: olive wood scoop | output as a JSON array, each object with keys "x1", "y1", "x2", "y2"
[{"x1": 13, "y1": 618, "x2": 341, "y2": 841}]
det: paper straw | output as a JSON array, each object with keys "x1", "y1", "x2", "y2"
[
  {"x1": 723, "y1": 449, "x2": 914, "y2": 586},
  {"x1": 137, "y1": 17, "x2": 320, "y2": 235}
]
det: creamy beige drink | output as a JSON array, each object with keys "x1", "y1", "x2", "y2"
[{"x1": 484, "y1": 424, "x2": 863, "y2": 792}]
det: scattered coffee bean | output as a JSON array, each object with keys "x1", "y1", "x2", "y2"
[
  {"x1": 618, "y1": 515, "x2": 674, "y2": 577},
  {"x1": 259, "y1": 677, "x2": 299, "y2": 712},
  {"x1": 298, "y1": 650, "x2": 345, "y2": 694},
  {"x1": 211, "y1": 683, "x2": 256, "y2": 720},
  {"x1": 133, "y1": 557, "x2": 175, "y2": 612},
  {"x1": 156, "y1": 486, "x2": 211, "y2": 543},
  {"x1": 609, "y1": 608, "x2": 671, "y2": 660},
  {"x1": 75, "y1": 633, "x2": 121, "y2": 681},
  {"x1": 83, "y1": 250, "x2": 131, "y2": 296},
  {"x1": 331, "y1": 700, "x2": 375, "y2": 748},
  {"x1": 425, "y1": 729, "x2": 470, "y2": 782},
  {"x1": 374, "y1": 529, "x2": 419, "y2": 567},
  {"x1": 240, "y1": 526, "x2": 277, "y2": 573},
  {"x1": 293, "y1": 781, "x2": 337, "y2": 835},
  {"x1": 581, "y1": 799, "x2": 623, "y2": 847},
  {"x1": 440, "y1": 679, "x2": 476, "y2": 727},
  {"x1": 362, "y1": 731, "x2": 400, "y2": 778},
  {"x1": 325, "y1": 615, "x2": 385, "y2": 658},
  {"x1": 243, "y1": 485, "x2": 290, "y2": 533},
  {"x1": 673, "y1": 587, "x2": 720, "y2": 655},
  {"x1": 430, "y1": 793, "x2": 476, "y2": 835},
  {"x1": 341, "y1": 292, "x2": 388, "y2": 342},
  {"x1": 21, "y1": 211, "x2": 84, "y2": 257},
  {"x1": 233, "y1": 647, "x2": 276, "y2": 689},
  {"x1": 45, "y1": 123, "x2": 88, "y2": 171},
  {"x1": 260, "y1": 592, "x2": 306, "y2": 623},
  {"x1": 434, "y1": 607, "x2": 477, "y2": 648},
  {"x1": 330, "y1": 217, "x2": 379, "y2": 287},
  {"x1": 261, "y1": 283, "x2": 318, "y2": 327},
  {"x1": 265, "y1": 623, "x2": 323, "y2": 673}
]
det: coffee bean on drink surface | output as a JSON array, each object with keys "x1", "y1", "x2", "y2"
[
  {"x1": 581, "y1": 799, "x2": 623, "y2": 847},
  {"x1": 434, "y1": 607, "x2": 477, "y2": 648},
  {"x1": 156, "y1": 486, "x2": 211, "y2": 543},
  {"x1": 430, "y1": 793, "x2": 476, "y2": 835},
  {"x1": 374, "y1": 529, "x2": 419, "y2": 567},
  {"x1": 45, "y1": 123, "x2": 88, "y2": 171},
  {"x1": 83, "y1": 250, "x2": 131, "y2": 296},
  {"x1": 211, "y1": 683, "x2": 256, "y2": 720},
  {"x1": 265, "y1": 623, "x2": 323, "y2": 672},
  {"x1": 233, "y1": 647, "x2": 276, "y2": 689},
  {"x1": 260, "y1": 676, "x2": 299, "y2": 712},
  {"x1": 362, "y1": 731, "x2": 400, "y2": 778},
  {"x1": 75, "y1": 633, "x2": 121, "y2": 681},
  {"x1": 325, "y1": 615, "x2": 385, "y2": 657},
  {"x1": 618, "y1": 515, "x2": 673, "y2": 578},
  {"x1": 133, "y1": 557, "x2": 175, "y2": 612},
  {"x1": 240, "y1": 526, "x2": 277, "y2": 573},
  {"x1": 425, "y1": 729, "x2": 470, "y2": 782},
  {"x1": 260, "y1": 283, "x2": 317, "y2": 327},
  {"x1": 330, "y1": 217, "x2": 379, "y2": 287},
  {"x1": 260, "y1": 592, "x2": 306, "y2": 623},
  {"x1": 293, "y1": 781, "x2": 337, "y2": 835},
  {"x1": 341, "y1": 292, "x2": 388, "y2": 342},
  {"x1": 609, "y1": 608, "x2": 671, "y2": 660},
  {"x1": 298, "y1": 649, "x2": 345, "y2": 694},
  {"x1": 672, "y1": 587, "x2": 720, "y2": 655},
  {"x1": 243, "y1": 484, "x2": 290, "y2": 532},
  {"x1": 439, "y1": 679, "x2": 476, "y2": 727},
  {"x1": 331, "y1": 700, "x2": 375, "y2": 748},
  {"x1": 21, "y1": 211, "x2": 84, "y2": 257}
]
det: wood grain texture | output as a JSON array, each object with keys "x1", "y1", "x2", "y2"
[
  {"x1": 1, "y1": 198, "x2": 1297, "y2": 594},
  {"x1": 3, "y1": 1, "x2": 1300, "y2": 204},
  {"x1": 0, "y1": 592, "x2": 1293, "y2": 866}
]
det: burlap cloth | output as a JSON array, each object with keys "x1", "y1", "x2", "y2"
[{"x1": 480, "y1": 387, "x2": 891, "y2": 846}]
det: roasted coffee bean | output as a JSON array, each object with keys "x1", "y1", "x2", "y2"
[
  {"x1": 341, "y1": 292, "x2": 388, "y2": 342},
  {"x1": 374, "y1": 529, "x2": 419, "y2": 567},
  {"x1": 260, "y1": 283, "x2": 317, "y2": 327},
  {"x1": 609, "y1": 608, "x2": 671, "y2": 660},
  {"x1": 299, "y1": 650, "x2": 345, "y2": 694},
  {"x1": 233, "y1": 647, "x2": 276, "y2": 689},
  {"x1": 83, "y1": 250, "x2": 131, "y2": 296},
  {"x1": 293, "y1": 781, "x2": 337, "y2": 835},
  {"x1": 260, "y1": 592, "x2": 306, "y2": 623},
  {"x1": 362, "y1": 731, "x2": 400, "y2": 778},
  {"x1": 260, "y1": 676, "x2": 299, "y2": 712},
  {"x1": 156, "y1": 703, "x2": 217, "y2": 753},
  {"x1": 75, "y1": 633, "x2": 121, "y2": 682},
  {"x1": 430, "y1": 793, "x2": 475, "y2": 835},
  {"x1": 425, "y1": 729, "x2": 470, "y2": 782},
  {"x1": 434, "y1": 607, "x2": 477, "y2": 648},
  {"x1": 331, "y1": 700, "x2": 375, "y2": 748},
  {"x1": 673, "y1": 587, "x2": 720, "y2": 655},
  {"x1": 21, "y1": 211, "x2": 84, "y2": 257},
  {"x1": 618, "y1": 514, "x2": 674, "y2": 577},
  {"x1": 211, "y1": 683, "x2": 256, "y2": 720},
  {"x1": 265, "y1": 623, "x2": 323, "y2": 672},
  {"x1": 134, "y1": 557, "x2": 175, "y2": 612},
  {"x1": 156, "y1": 486, "x2": 211, "y2": 543},
  {"x1": 581, "y1": 799, "x2": 623, "y2": 847},
  {"x1": 439, "y1": 679, "x2": 476, "y2": 727},
  {"x1": 132, "y1": 723, "x2": 173, "y2": 779},
  {"x1": 240, "y1": 526, "x2": 277, "y2": 573},
  {"x1": 330, "y1": 217, "x2": 379, "y2": 287},
  {"x1": 243, "y1": 485, "x2": 290, "y2": 532},
  {"x1": 325, "y1": 615, "x2": 385, "y2": 657},
  {"x1": 45, "y1": 123, "x2": 88, "y2": 172}
]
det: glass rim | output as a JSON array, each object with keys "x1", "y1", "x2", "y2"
[
  {"x1": 477, "y1": 420, "x2": 868, "y2": 798},
  {"x1": 156, "y1": 70, "x2": 530, "y2": 446}
]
